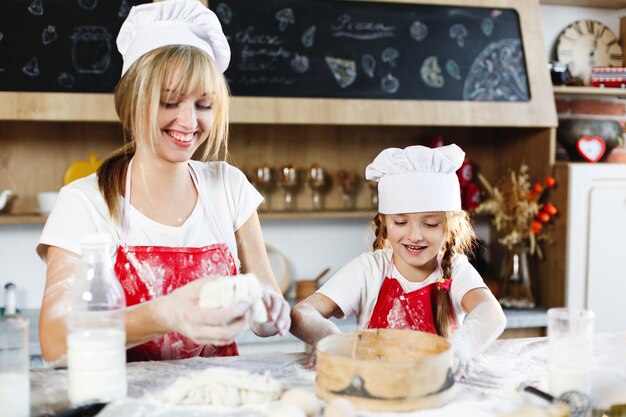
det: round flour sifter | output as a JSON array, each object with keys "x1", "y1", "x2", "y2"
[{"x1": 315, "y1": 329, "x2": 455, "y2": 412}]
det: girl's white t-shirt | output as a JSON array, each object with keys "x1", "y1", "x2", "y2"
[
  {"x1": 317, "y1": 248, "x2": 487, "y2": 329},
  {"x1": 37, "y1": 160, "x2": 263, "y2": 270}
]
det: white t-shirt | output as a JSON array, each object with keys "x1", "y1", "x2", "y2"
[
  {"x1": 37, "y1": 160, "x2": 263, "y2": 271},
  {"x1": 317, "y1": 248, "x2": 486, "y2": 329}
]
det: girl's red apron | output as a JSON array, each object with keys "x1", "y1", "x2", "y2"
[
  {"x1": 113, "y1": 160, "x2": 239, "y2": 362},
  {"x1": 367, "y1": 261, "x2": 438, "y2": 334}
]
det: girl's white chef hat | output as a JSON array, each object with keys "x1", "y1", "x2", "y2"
[
  {"x1": 116, "y1": 0, "x2": 230, "y2": 76},
  {"x1": 365, "y1": 144, "x2": 465, "y2": 214}
]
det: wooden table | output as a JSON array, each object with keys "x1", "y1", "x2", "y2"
[{"x1": 31, "y1": 333, "x2": 626, "y2": 417}]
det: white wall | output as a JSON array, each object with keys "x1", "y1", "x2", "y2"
[
  {"x1": 0, "y1": 225, "x2": 46, "y2": 309},
  {"x1": 2, "y1": 4, "x2": 623, "y2": 310},
  {"x1": 539, "y1": 5, "x2": 623, "y2": 59}
]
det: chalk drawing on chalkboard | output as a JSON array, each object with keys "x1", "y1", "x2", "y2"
[
  {"x1": 291, "y1": 54, "x2": 310, "y2": 73},
  {"x1": 420, "y1": 56, "x2": 444, "y2": 88},
  {"x1": 446, "y1": 60, "x2": 462, "y2": 80},
  {"x1": 216, "y1": 3, "x2": 233, "y2": 25},
  {"x1": 325, "y1": 57, "x2": 356, "y2": 88},
  {"x1": 58, "y1": 72, "x2": 75, "y2": 89},
  {"x1": 28, "y1": 0, "x2": 43, "y2": 16},
  {"x1": 381, "y1": 73, "x2": 399, "y2": 94},
  {"x1": 71, "y1": 26, "x2": 112, "y2": 74},
  {"x1": 78, "y1": 0, "x2": 98, "y2": 11},
  {"x1": 361, "y1": 54, "x2": 376, "y2": 78},
  {"x1": 332, "y1": 14, "x2": 395, "y2": 40},
  {"x1": 118, "y1": 0, "x2": 132, "y2": 18},
  {"x1": 481, "y1": 18, "x2": 494, "y2": 37},
  {"x1": 463, "y1": 39, "x2": 528, "y2": 101},
  {"x1": 42, "y1": 26, "x2": 58, "y2": 46},
  {"x1": 409, "y1": 21, "x2": 428, "y2": 42},
  {"x1": 449, "y1": 24, "x2": 468, "y2": 48},
  {"x1": 275, "y1": 8, "x2": 294, "y2": 32},
  {"x1": 22, "y1": 57, "x2": 40, "y2": 77},
  {"x1": 381, "y1": 48, "x2": 399, "y2": 67},
  {"x1": 302, "y1": 26, "x2": 316, "y2": 48}
]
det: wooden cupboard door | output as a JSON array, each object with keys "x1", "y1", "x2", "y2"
[{"x1": 587, "y1": 186, "x2": 626, "y2": 332}]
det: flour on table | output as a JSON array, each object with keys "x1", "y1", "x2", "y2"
[
  {"x1": 199, "y1": 273, "x2": 267, "y2": 323},
  {"x1": 160, "y1": 367, "x2": 282, "y2": 406}
]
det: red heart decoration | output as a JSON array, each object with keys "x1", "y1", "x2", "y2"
[{"x1": 576, "y1": 136, "x2": 606, "y2": 163}]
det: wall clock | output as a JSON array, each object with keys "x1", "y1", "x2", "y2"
[{"x1": 556, "y1": 19, "x2": 623, "y2": 85}]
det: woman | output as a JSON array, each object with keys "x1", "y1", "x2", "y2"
[{"x1": 37, "y1": 0, "x2": 290, "y2": 363}]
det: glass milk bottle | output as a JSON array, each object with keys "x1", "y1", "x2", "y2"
[{"x1": 66, "y1": 233, "x2": 126, "y2": 405}]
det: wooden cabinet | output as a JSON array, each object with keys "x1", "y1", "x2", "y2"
[
  {"x1": 547, "y1": 163, "x2": 626, "y2": 332},
  {"x1": 0, "y1": 0, "x2": 566, "y2": 309},
  {"x1": 0, "y1": 0, "x2": 558, "y2": 221}
]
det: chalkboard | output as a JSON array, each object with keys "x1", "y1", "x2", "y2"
[
  {"x1": 211, "y1": 0, "x2": 530, "y2": 101},
  {"x1": 0, "y1": 0, "x2": 150, "y2": 93}
]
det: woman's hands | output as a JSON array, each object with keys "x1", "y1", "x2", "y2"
[
  {"x1": 250, "y1": 288, "x2": 291, "y2": 337},
  {"x1": 153, "y1": 278, "x2": 251, "y2": 346}
]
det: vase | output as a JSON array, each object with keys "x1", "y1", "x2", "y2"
[{"x1": 498, "y1": 245, "x2": 536, "y2": 309}]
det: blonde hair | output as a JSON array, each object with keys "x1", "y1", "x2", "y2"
[
  {"x1": 371, "y1": 211, "x2": 476, "y2": 337},
  {"x1": 97, "y1": 45, "x2": 230, "y2": 222}
]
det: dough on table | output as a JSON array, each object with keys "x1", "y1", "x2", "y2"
[
  {"x1": 279, "y1": 388, "x2": 321, "y2": 417},
  {"x1": 270, "y1": 404, "x2": 307, "y2": 417},
  {"x1": 324, "y1": 398, "x2": 355, "y2": 417},
  {"x1": 199, "y1": 273, "x2": 267, "y2": 323},
  {"x1": 160, "y1": 367, "x2": 282, "y2": 407}
]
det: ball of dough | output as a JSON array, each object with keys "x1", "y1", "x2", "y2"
[
  {"x1": 324, "y1": 398, "x2": 355, "y2": 417},
  {"x1": 198, "y1": 273, "x2": 267, "y2": 323},
  {"x1": 270, "y1": 404, "x2": 307, "y2": 417},
  {"x1": 280, "y1": 388, "x2": 321, "y2": 417}
]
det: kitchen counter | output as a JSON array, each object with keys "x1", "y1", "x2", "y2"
[{"x1": 30, "y1": 332, "x2": 626, "y2": 417}]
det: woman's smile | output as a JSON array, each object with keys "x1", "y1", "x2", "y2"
[{"x1": 164, "y1": 129, "x2": 196, "y2": 148}]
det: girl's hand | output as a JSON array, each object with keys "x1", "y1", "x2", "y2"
[{"x1": 452, "y1": 345, "x2": 473, "y2": 379}]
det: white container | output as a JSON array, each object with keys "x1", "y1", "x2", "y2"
[
  {"x1": 547, "y1": 308, "x2": 594, "y2": 396},
  {"x1": 66, "y1": 233, "x2": 126, "y2": 406},
  {"x1": 0, "y1": 373, "x2": 30, "y2": 417},
  {"x1": 0, "y1": 317, "x2": 30, "y2": 417}
]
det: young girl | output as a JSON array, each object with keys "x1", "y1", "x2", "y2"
[
  {"x1": 290, "y1": 144, "x2": 506, "y2": 377},
  {"x1": 37, "y1": 0, "x2": 289, "y2": 363}
]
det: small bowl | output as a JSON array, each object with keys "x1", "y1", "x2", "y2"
[{"x1": 37, "y1": 191, "x2": 59, "y2": 214}]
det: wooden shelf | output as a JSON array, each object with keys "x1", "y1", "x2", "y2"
[
  {"x1": 541, "y1": 0, "x2": 626, "y2": 8},
  {"x1": 553, "y1": 86, "x2": 626, "y2": 97},
  {"x1": 0, "y1": 210, "x2": 377, "y2": 224},
  {"x1": 0, "y1": 92, "x2": 558, "y2": 127},
  {"x1": 0, "y1": 214, "x2": 47, "y2": 224},
  {"x1": 259, "y1": 210, "x2": 376, "y2": 220}
]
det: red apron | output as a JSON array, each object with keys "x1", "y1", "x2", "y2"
[
  {"x1": 114, "y1": 160, "x2": 239, "y2": 362},
  {"x1": 367, "y1": 262, "x2": 438, "y2": 334}
]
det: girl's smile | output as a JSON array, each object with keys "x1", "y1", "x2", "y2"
[{"x1": 385, "y1": 212, "x2": 446, "y2": 282}]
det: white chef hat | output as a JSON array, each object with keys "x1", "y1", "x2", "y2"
[
  {"x1": 116, "y1": 0, "x2": 230, "y2": 76},
  {"x1": 365, "y1": 144, "x2": 465, "y2": 214}
]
